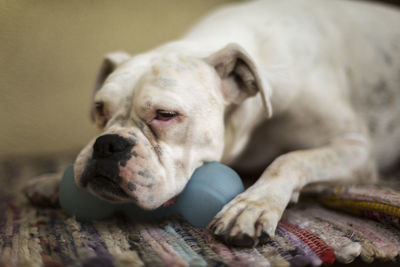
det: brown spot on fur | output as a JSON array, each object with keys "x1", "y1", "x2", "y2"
[
  {"x1": 175, "y1": 160, "x2": 184, "y2": 169},
  {"x1": 140, "y1": 102, "x2": 153, "y2": 114},
  {"x1": 152, "y1": 66, "x2": 160, "y2": 76},
  {"x1": 267, "y1": 166, "x2": 281, "y2": 178}
]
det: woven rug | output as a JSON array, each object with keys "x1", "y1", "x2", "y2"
[{"x1": 1, "y1": 156, "x2": 400, "y2": 267}]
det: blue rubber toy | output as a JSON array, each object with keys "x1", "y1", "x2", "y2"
[{"x1": 59, "y1": 162, "x2": 244, "y2": 228}]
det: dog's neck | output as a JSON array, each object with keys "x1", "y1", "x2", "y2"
[{"x1": 221, "y1": 94, "x2": 266, "y2": 164}]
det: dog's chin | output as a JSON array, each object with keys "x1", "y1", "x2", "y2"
[
  {"x1": 90, "y1": 190, "x2": 129, "y2": 203},
  {"x1": 87, "y1": 182, "x2": 133, "y2": 203},
  {"x1": 84, "y1": 173, "x2": 184, "y2": 208}
]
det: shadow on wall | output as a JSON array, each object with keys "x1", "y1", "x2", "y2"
[
  {"x1": 0, "y1": 0, "x2": 237, "y2": 157},
  {"x1": 0, "y1": 0, "x2": 399, "y2": 157}
]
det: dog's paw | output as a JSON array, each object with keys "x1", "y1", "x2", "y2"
[
  {"x1": 208, "y1": 193, "x2": 285, "y2": 247},
  {"x1": 23, "y1": 173, "x2": 61, "y2": 208}
]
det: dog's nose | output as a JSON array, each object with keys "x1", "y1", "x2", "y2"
[{"x1": 93, "y1": 134, "x2": 133, "y2": 158}]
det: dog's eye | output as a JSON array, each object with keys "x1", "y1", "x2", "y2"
[
  {"x1": 94, "y1": 101, "x2": 109, "y2": 128},
  {"x1": 95, "y1": 102, "x2": 105, "y2": 117},
  {"x1": 155, "y1": 109, "x2": 178, "y2": 121}
]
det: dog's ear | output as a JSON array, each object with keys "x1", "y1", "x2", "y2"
[
  {"x1": 206, "y1": 43, "x2": 272, "y2": 118},
  {"x1": 90, "y1": 51, "x2": 131, "y2": 121}
]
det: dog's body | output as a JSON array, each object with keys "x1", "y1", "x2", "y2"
[{"x1": 26, "y1": 0, "x2": 400, "y2": 246}]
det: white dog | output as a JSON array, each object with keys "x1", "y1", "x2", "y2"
[{"x1": 26, "y1": 0, "x2": 400, "y2": 246}]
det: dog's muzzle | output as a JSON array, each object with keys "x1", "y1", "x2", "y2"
[{"x1": 80, "y1": 134, "x2": 136, "y2": 201}]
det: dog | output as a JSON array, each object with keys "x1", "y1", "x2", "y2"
[{"x1": 25, "y1": 0, "x2": 400, "y2": 247}]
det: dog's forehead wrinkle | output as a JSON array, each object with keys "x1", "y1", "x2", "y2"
[
  {"x1": 97, "y1": 83, "x2": 125, "y2": 99},
  {"x1": 104, "y1": 100, "x2": 136, "y2": 129},
  {"x1": 148, "y1": 55, "x2": 208, "y2": 82},
  {"x1": 109, "y1": 61, "x2": 149, "y2": 85},
  {"x1": 109, "y1": 113, "x2": 128, "y2": 125},
  {"x1": 132, "y1": 66, "x2": 219, "y2": 113}
]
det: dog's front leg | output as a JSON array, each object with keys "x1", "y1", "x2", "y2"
[
  {"x1": 24, "y1": 172, "x2": 62, "y2": 208},
  {"x1": 209, "y1": 134, "x2": 376, "y2": 246}
]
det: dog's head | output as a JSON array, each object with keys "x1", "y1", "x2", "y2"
[{"x1": 74, "y1": 43, "x2": 272, "y2": 209}]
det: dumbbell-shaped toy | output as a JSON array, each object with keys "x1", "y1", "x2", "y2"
[{"x1": 59, "y1": 162, "x2": 244, "y2": 228}]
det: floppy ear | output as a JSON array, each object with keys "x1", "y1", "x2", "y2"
[
  {"x1": 90, "y1": 51, "x2": 131, "y2": 121},
  {"x1": 206, "y1": 43, "x2": 272, "y2": 118}
]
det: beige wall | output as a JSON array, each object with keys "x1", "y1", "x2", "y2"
[{"x1": 0, "y1": 0, "x2": 238, "y2": 156}]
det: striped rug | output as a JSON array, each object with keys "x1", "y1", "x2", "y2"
[{"x1": 1, "y1": 156, "x2": 399, "y2": 266}]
